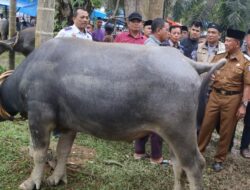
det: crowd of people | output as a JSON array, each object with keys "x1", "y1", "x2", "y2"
[{"x1": 56, "y1": 8, "x2": 250, "y2": 172}]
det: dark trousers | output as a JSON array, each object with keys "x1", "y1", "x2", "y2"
[
  {"x1": 229, "y1": 104, "x2": 250, "y2": 151},
  {"x1": 134, "y1": 133, "x2": 163, "y2": 159},
  {"x1": 240, "y1": 104, "x2": 250, "y2": 150}
]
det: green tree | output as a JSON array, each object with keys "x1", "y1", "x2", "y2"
[
  {"x1": 54, "y1": 0, "x2": 102, "y2": 32},
  {"x1": 172, "y1": 0, "x2": 250, "y2": 31},
  {"x1": 216, "y1": 0, "x2": 249, "y2": 30}
]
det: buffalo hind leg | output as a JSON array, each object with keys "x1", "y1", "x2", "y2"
[
  {"x1": 169, "y1": 149, "x2": 186, "y2": 190},
  {"x1": 47, "y1": 130, "x2": 76, "y2": 186},
  {"x1": 161, "y1": 128, "x2": 205, "y2": 190}
]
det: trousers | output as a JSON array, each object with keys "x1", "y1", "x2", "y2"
[
  {"x1": 240, "y1": 104, "x2": 250, "y2": 150},
  {"x1": 198, "y1": 90, "x2": 242, "y2": 162},
  {"x1": 134, "y1": 133, "x2": 163, "y2": 159}
]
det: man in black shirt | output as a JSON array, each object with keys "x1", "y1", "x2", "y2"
[{"x1": 180, "y1": 21, "x2": 202, "y2": 60}]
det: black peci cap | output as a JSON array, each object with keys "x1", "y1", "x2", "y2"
[
  {"x1": 247, "y1": 29, "x2": 250, "y2": 34},
  {"x1": 227, "y1": 28, "x2": 245, "y2": 40},
  {"x1": 144, "y1": 20, "x2": 152, "y2": 27},
  {"x1": 207, "y1": 22, "x2": 221, "y2": 32},
  {"x1": 181, "y1": 25, "x2": 188, "y2": 32},
  {"x1": 128, "y1": 12, "x2": 142, "y2": 21}
]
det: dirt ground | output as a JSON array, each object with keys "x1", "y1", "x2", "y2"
[
  {"x1": 47, "y1": 121, "x2": 250, "y2": 190},
  {"x1": 201, "y1": 121, "x2": 250, "y2": 190}
]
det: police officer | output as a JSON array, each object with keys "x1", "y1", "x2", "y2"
[
  {"x1": 55, "y1": 8, "x2": 92, "y2": 40},
  {"x1": 198, "y1": 28, "x2": 250, "y2": 172}
]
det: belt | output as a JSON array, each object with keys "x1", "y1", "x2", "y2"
[{"x1": 213, "y1": 88, "x2": 241, "y2": 96}]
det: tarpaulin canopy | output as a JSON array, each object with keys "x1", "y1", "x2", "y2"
[
  {"x1": 90, "y1": 9, "x2": 107, "y2": 20},
  {"x1": 0, "y1": 0, "x2": 37, "y2": 17}
]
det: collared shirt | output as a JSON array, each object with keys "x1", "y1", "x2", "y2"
[
  {"x1": 144, "y1": 35, "x2": 161, "y2": 46},
  {"x1": 92, "y1": 28, "x2": 105, "y2": 42},
  {"x1": 212, "y1": 49, "x2": 250, "y2": 91},
  {"x1": 55, "y1": 24, "x2": 92, "y2": 40},
  {"x1": 168, "y1": 39, "x2": 182, "y2": 49},
  {"x1": 114, "y1": 31, "x2": 146, "y2": 44},
  {"x1": 197, "y1": 41, "x2": 225, "y2": 62}
]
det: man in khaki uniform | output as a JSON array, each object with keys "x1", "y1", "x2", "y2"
[
  {"x1": 197, "y1": 23, "x2": 225, "y2": 62},
  {"x1": 198, "y1": 29, "x2": 250, "y2": 172}
]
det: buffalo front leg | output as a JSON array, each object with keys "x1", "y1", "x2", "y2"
[
  {"x1": 47, "y1": 130, "x2": 76, "y2": 186},
  {"x1": 19, "y1": 102, "x2": 55, "y2": 190},
  {"x1": 19, "y1": 148, "x2": 49, "y2": 190}
]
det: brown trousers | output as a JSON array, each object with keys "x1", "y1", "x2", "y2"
[{"x1": 198, "y1": 90, "x2": 242, "y2": 162}]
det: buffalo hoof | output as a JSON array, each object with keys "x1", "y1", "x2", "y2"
[
  {"x1": 19, "y1": 177, "x2": 40, "y2": 190},
  {"x1": 46, "y1": 173, "x2": 67, "y2": 186}
]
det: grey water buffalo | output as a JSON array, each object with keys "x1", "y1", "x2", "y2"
[
  {"x1": 0, "y1": 38, "x2": 226, "y2": 190},
  {"x1": 0, "y1": 27, "x2": 35, "y2": 56},
  {"x1": 0, "y1": 18, "x2": 8, "y2": 40}
]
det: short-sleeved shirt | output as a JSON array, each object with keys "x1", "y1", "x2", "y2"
[
  {"x1": 55, "y1": 25, "x2": 92, "y2": 40},
  {"x1": 92, "y1": 29, "x2": 105, "y2": 42},
  {"x1": 144, "y1": 35, "x2": 161, "y2": 46},
  {"x1": 212, "y1": 49, "x2": 250, "y2": 91},
  {"x1": 114, "y1": 31, "x2": 146, "y2": 45}
]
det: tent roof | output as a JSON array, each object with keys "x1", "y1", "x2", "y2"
[
  {"x1": 0, "y1": 0, "x2": 37, "y2": 17},
  {"x1": 90, "y1": 9, "x2": 107, "y2": 20}
]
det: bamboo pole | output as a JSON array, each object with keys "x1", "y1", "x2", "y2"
[
  {"x1": 35, "y1": 0, "x2": 55, "y2": 48},
  {"x1": 8, "y1": 0, "x2": 16, "y2": 70}
]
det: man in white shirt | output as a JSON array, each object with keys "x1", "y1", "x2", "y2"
[{"x1": 55, "y1": 8, "x2": 92, "y2": 40}]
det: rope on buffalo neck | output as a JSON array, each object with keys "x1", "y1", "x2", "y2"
[{"x1": 0, "y1": 70, "x2": 14, "y2": 119}]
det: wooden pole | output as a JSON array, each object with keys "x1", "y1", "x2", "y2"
[
  {"x1": 8, "y1": 0, "x2": 16, "y2": 70},
  {"x1": 35, "y1": 0, "x2": 55, "y2": 48}
]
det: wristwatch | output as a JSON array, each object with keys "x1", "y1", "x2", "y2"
[{"x1": 241, "y1": 100, "x2": 248, "y2": 108}]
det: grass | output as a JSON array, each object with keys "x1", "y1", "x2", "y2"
[
  {"x1": 0, "y1": 52, "x2": 26, "y2": 69},
  {"x1": 0, "y1": 119, "x2": 173, "y2": 190},
  {"x1": 0, "y1": 119, "x2": 250, "y2": 190}
]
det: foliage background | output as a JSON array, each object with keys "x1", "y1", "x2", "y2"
[
  {"x1": 54, "y1": 0, "x2": 250, "y2": 32},
  {"x1": 170, "y1": 0, "x2": 250, "y2": 31}
]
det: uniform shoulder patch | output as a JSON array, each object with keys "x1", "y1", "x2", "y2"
[
  {"x1": 244, "y1": 54, "x2": 250, "y2": 61},
  {"x1": 64, "y1": 26, "x2": 72, "y2": 31}
]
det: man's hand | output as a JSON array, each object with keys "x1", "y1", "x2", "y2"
[{"x1": 236, "y1": 104, "x2": 246, "y2": 120}]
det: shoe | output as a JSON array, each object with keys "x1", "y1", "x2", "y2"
[
  {"x1": 240, "y1": 148, "x2": 250, "y2": 159},
  {"x1": 212, "y1": 162, "x2": 223, "y2": 172},
  {"x1": 134, "y1": 153, "x2": 150, "y2": 160},
  {"x1": 150, "y1": 158, "x2": 171, "y2": 166}
]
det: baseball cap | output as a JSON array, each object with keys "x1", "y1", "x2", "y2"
[{"x1": 128, "y1": 12, "x2": 142, "y2": 21}]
